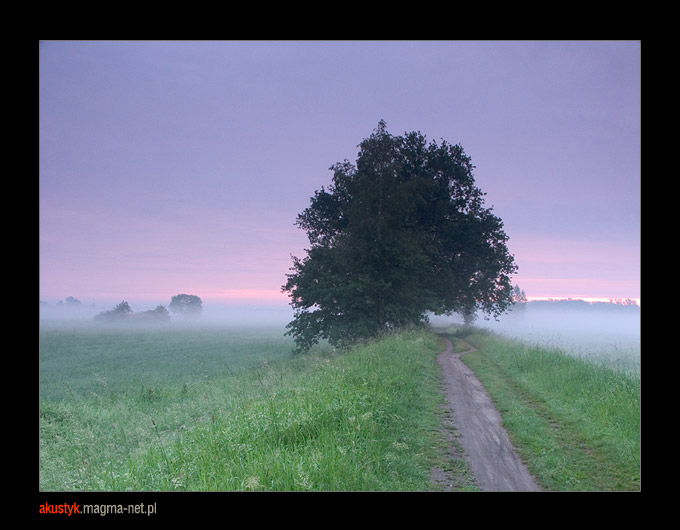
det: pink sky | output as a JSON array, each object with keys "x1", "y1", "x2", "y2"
[{"x1": 40, "y1": 41, "x2": 640, "y2": 310}]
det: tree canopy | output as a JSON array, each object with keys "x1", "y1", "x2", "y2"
[
  {"x1": 169, "y1": 294, "x2": 203, "y2": 319},
  {"x1": 282, "y1": 121, "x2": 517, "y2": 352}
]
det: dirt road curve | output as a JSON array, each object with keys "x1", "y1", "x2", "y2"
[{"x1": 436, "y1": 336, "x2": 541, "y2": 492}]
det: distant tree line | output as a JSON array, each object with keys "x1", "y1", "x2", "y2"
[
  {"x1": 526, "y1": 298, "x2": 640, "y2": 313},
  {"x1": 464, "y1": 286, "x2": 639, "y2": 322},
  {"x1": 40, "y1": 296, "x2": 94, "y2": 311},
  {"x1": 94, "y1": 301, "x2": 171, "y2": 323},
  {"x1": 87, "y1": 294, "x2": 202, "y2": 323}
]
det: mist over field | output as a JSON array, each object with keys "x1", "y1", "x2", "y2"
[
  {"x1": 41, "y1": 297, "x2": 640, "y2": 363},
  {"x1": 39, "y1": 299, "x2": 293, "y2": 328},
  {"x1": 40, "y1": 292, "x2": 641, "y2": 374},
  {"x1": 432, "y1": 300, "x2": 640, "y2": 373}
]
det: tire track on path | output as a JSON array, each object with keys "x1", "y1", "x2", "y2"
[{"x1": 435, "y1": 335, "x2": 541, "y2": 492}]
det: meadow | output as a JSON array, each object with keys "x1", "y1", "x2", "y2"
[
  {"x1": 40, "y1": 314, "x2": 640, "y2": 492},
  {"x1": 469, "y1": 302, "x2": 641, "y2": 376},
  {"x1": 39, "y1": 321, "x2": 458, "y2": 491}
]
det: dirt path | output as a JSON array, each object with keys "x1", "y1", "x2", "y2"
[{"x1": 434, "y1": 336, "x2": 541, "y2": 492}]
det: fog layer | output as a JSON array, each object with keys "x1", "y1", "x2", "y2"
[
  {"x1": 432, "y1": 300, "x2": 640, "y2": 372},
  {"x1": 39, "y1": 299, "x2": 294, "y2": 328}
]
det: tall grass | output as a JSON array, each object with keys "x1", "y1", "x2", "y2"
[
  {"x1": 40, "y1": 323, "x2": 296, "y2": 490},
  {"x1": 453, "y1": 327, "x2": 640, "y2": 491},
  {"x1": 128, "y1": 330, "x2": 446, "y2": 491},
  {"x1": 40, "y1": 324, "x2": 452, "y2": 491},
  {"x1": 41, "y1": 321, "x2": 638, "y2": 492}
]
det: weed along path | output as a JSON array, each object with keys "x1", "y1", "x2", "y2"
[{"x1": 435, "y1": 336, "x2": 541, "y2": 492}]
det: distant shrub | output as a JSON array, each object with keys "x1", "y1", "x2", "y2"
[
  {"x1": 137, "y1": 305, "x2": 171, "y2": 323},
  {"x1": 94, "y1": 301, "x2": 133, "y2": 322},
  {"x1": 94, "y1": 302, "x2": 171, "y2": 323}
]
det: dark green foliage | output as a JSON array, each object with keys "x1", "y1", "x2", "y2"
[
  {"x1": 94, "y1": 300, "x2": 133, "y2": 322},
  {"x1": 283, "y1": 121, "x2": 517, "y2": 353},
  {"x1": 93, "y1": 301, "x2": 171, "y2": 323},
  {"x1": 169, "y1": 294, "x2": 203, "y2": 319},
  {"x1": 138, "y1": 305, "x2": 171, "y2": 322}
]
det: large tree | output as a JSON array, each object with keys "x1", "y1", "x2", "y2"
[{"x1": 282, "y1": 121, "x2": 517, "y2": 352}]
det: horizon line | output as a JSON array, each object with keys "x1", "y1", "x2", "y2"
[
  {"x1": 526, "y1": 296, "x2": 640, "y2": 306},
  {"x1": 40, "y1": 293, "x2": 640, "y2": 308}
]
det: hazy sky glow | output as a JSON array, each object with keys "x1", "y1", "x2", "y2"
[{"x1": 40, "y1": 40, "x2": 641, "y2": 310}]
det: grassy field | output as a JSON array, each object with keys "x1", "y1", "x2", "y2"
[
  {"x1": 39, "y1": 320, "x2": 640, "y2": 492},
  {"x1": 443, "y1": 326, "x2": 641, "y2": 491},
  {"x1": 39, "y1": 322, "x2": 462, "y2": 491}
]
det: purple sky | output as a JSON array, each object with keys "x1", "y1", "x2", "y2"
[{"x1": 39, "y1": 41, "x2": 641, "y2": 310}]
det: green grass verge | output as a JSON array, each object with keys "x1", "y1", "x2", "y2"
[
  {"x1": 40, "y1": 325, "x2": 468, "y2": 491},
  {"x1": 449, "y1": 327, "x2": 640, "y2": 491},
  {"x1": 42, "y1": 321, "x2": 638, "y2": 492}
]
